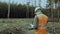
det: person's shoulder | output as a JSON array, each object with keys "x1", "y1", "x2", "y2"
[
  {"x1": 38, "y1": 14, "x2": 44, "y2": 17},
  {"x1": 40, "y1": 14, "x2": 48, "y2": 18},
  {"x1": 37, "y1": 14, "x2": 43, "y2": 18}
]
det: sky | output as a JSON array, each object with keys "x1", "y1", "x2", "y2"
[{"x1": 0, "y1": 0, "x2": 47, "y2": 8}]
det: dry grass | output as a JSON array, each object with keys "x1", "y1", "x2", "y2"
[{"x1": 0, "y1": 19, "x2": 60, "y2": 34}]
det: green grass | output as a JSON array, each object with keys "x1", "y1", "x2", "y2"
[{"x1": 0, "y1": 19, "x2": 60, "y2": 34}]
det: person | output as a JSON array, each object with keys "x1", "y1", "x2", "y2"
[{"x1": 32, "y1": 7, "x2": 48, "y2": 34}]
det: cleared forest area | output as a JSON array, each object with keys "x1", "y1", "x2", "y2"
[{"x1": 0, "y1": 19, "x2": 60, "y2": 34}]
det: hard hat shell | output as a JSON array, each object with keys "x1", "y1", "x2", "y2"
[{"x1": 35, "y1": 7, "x2": 41, "y2": 12}]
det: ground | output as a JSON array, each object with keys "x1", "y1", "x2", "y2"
[{"x1": 0, "y1": 19, "x2": 60, "y2": 34}]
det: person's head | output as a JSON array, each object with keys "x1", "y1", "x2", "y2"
[{"x1": 35, "y1": 7, "x2": 42, "y2": 15}]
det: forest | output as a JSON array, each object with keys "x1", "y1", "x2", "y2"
[{"x1": 0, "y1": 1, "x2": 60, "y2": 18}]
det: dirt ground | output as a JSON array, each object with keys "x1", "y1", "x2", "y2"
[{"x1": 0, "y1": 19, "x2": 60, "y2": 34}]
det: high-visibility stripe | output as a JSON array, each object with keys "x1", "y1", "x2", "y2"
[
  {"x1": 37, "y1": 27, "x2": 47, "y2": 30},
  {"x1": 38, "y1": 24, "x2": 46, "y2": 27},
  {"x1": 37, "y1": 24, "x2": 47, "y2": 30}
]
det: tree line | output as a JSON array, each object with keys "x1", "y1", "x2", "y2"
[{"x1": 0, "y1": 2, "x2": 60, "y2": 18}]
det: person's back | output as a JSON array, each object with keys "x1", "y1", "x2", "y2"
[
  {"x1": 37, "y1": 14, "x2": 48, "y2": 25},
  {"x1": 35, "y1": 14, "x2": 48, "y2": 34}
]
